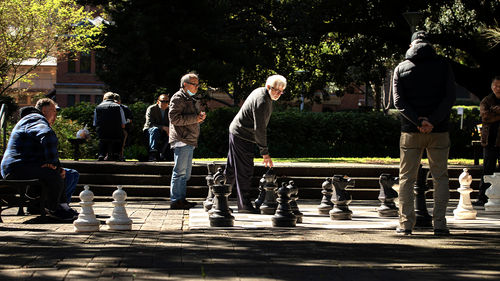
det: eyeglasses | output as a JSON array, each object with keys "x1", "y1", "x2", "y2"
[
  {"x1": 159, "y1": 100, "x2": 169, "y2": 103},
  {"x1": 186, "y1": 82, "x2": 200, "y2": 87},
  {"x1": 271, "y1": 86, "x2": 284, "y2": 95}
]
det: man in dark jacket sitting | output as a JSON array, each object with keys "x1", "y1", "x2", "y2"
[{"x1": 393, "y1": 31, "x2": 456, "y2": 236}]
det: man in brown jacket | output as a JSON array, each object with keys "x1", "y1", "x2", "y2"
[
  {"x1": 168, "y1": 73, "x2": 206, "y2": 209},
  {"x1": 475, "y1": 76, "x2": 500, "y2": 206}
]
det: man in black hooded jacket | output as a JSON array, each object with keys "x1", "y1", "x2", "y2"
[{"x1": 393, "y1": 31, "x2": 456, "y2": 235}]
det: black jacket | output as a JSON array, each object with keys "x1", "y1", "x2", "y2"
[{"x1": 393, "y1": 39, "x2": 456, "y2": 132}]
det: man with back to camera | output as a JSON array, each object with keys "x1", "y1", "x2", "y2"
[
  {"x1": 224, "y1": 74, "x2": 287, "y2": 214},
  {"x1": 393, "y1": 31, "x2": 456, "y2": 235},
  {"x1": 474, "y1": 76, "x2": 500, "y2": 206},
  {"x1": 168, "y1": 73, "x2": 206, "y2": 209},
  {"x1": 1, "y1": 99, "x2": 77, "y2": 220},
  {"x1": 93, "y1": 92, "x2": 126, "y2": 161},
  {"x1": 143, "y1": 94, "x2": 173, "y2": 161}
]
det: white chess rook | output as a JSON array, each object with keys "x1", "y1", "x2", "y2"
[
  {"x1": 484, "y1": 172, "x2": 500, "y2": 212},
  {"x1": 453, "y1": 168, "x2": 477, "y2": 220},
  {"x1": 106, "y1": 185, "x2": 133, "y2": 230},
  {"x1": 73, "y1": 185, "x2": 100, "y2": 232}
]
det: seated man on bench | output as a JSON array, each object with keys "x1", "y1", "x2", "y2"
[
  {"x1": 1, "y1": 99, "x2": 77, "y2": 221},
  {"x1": 143, "y1": 94, "x2": 174, "y2": 161}
]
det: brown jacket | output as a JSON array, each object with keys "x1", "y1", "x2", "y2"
[
  {"x1": 143, "y1": 103, "x2": 169, "y2": 132},
  {"x1": 480, "y1": 93, "x2": 500, "y2": 147},
  {"x1": 168, "y1": 88, "x2": 200, "y2": 147}
]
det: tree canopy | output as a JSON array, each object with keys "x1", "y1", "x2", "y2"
[
  {"x1": 81, "y1": 0, "x2": 500, "y2": 105},
  {"x1": 0, "y1": 0, "x2": 104, "y2": 97}
]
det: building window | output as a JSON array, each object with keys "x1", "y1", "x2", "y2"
[
  {"x1": 68, "y1": 95, "x2": 75, "y2": 107},
  {"x1": 95, "y1": 95, "x2": 103, "y2": 104},
  {"x1": 68, "y1": 52, "x2": 76, "y2": 73},
  {"x1": 80, "y1": 95, "x2": 91, "y2": 103},
  {"x1": 80, "y1": 52, "x2": 91, "y2": 73}
]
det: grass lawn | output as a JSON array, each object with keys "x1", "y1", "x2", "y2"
[{"x1": 194, "y1": 157, "x2": 478, "y2": 166}]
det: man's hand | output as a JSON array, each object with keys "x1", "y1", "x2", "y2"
[
  {"x1": 262, "y1": 154, "x2": 273, "y2": 168},
  {"x1": 197, "y1": 111, "x2": 206, "y2": 123},
  {"x1": 41, "y1": 164, "x2": 66, "y2": 178},
  {"x1": 418, "y1": 117, "x2": 434, "y2": 133},
  {"x1": 162, "y1": 126, "x2": 169, "y2": 133}
]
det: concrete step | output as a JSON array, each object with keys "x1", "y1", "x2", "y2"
[{"x1": 64, "y1": 160, "x2": 484, "y2": 201}]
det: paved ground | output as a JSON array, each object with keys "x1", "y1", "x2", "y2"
[{"x1": 0, "y1": 198, "x2": 499, "y2": 280}]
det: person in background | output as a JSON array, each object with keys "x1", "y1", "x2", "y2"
[
  {"x1": 93, "y1": 92, "x2": 126, "y2": 161},
  {"x1": 143, "y1": 94, "x2": 173, "y2": 161},
  {"x1": 393, "y1": 31, "x2": 456, "y2": 235},
  {"x1": 113, "y1": 93, "x2": 133, "y2": 161},
  {"x1": 224, "y1": 74, "x2": 287, "y2": 214},
  {"x1": 474, "y1": 76, "x2": 500, "y2": 206},
  {"x1": 168, "y1": 73, "x2": 206, "y2": 209}
]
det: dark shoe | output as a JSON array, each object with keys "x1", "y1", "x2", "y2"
[
  {"x1": 98, "y1": 155, "x2": 105, "y2": 161},
  {"x1": 238, "y1": 207, "x2": 260, "y2": 214},
  {"x1": 112, "y1": 154, "x2": 120, "y2": 161},
  {"x1": 148, "y1": 154, "x2": 157, "y2": 162},
  {"x1": 49, "y1": 208, "x2": 77, "y2": 221},
  {"x1": 68, "y1": 208, "x2": 79, "y2": 218},
  {"x1": 170, "y1": 201, "x2": 191, "y2": 210},
  {"x1": 434, "y1": 228, "x2": 451, "y2": 236},
  {"x1": 396, "y1": 228, "x2": 412, "y2": 235},
  {"x1": 472, "y1": 200, "x2": 486, "y2": 206},
  {"x1": 182, "y1": 200, "x2": 197, "y2": 208}
]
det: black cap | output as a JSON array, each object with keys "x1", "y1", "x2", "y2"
[{"x1": 411, "y1": 31, "x2": 428, "y2": 42}]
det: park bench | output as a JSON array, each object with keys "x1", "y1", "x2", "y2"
[{"x1": 0, "y1": 179, "x2": 47, "y2": 222}]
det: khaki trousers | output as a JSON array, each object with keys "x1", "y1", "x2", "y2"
[{"x1": 398, "y1": 132, "x2": 450, "y2": 230}]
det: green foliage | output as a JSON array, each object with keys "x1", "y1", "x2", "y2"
[
  {"x1": 52, "y1": 118, "x2": 99, "y2": 159},
  {"x1": 197, "y1": 108, "x2": 402, "y2": 158}
]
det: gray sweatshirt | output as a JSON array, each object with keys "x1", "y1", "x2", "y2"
[{"x1": 229, "y1": 87, "x2": 272, "y2": 156}]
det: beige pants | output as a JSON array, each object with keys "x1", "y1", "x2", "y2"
[{"x1": 398, "y1": 132, "x2": 450, "y2": 230}]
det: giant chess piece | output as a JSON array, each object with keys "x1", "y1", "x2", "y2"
[
  {"x1": 378, "y1": 174, "x2": 399, "y2": 217},
  {"x1": 414, "y1": 165, "x2": 432, "y2": 227},
  {"x1": 453, "y1": 168, "x2": 477, "y2": 219},
  {"x1": 271, "y1": 182, "x2": 297, "y2": 227},
  {"x1": 484, "y1": 172, "x2": 500, "y2": 212},
  {"x1": 254, "y1": 174, "x2": 267, "y2": 209},
  {"x1": 318, "y1": 177, "x2": 334, "y2": 214},
  {"x1": 106, "y1": 185, "x2": 133, "y2": 230},
  {"x1": 73, "y1": 185, "x2": 100, "y2": 232},
  {"x1": 329, "y1": 175, "x2": 354, "y2": 220},
  {"x1": 204, "y1": 163, "x2": 216, "y2": 212},
  {"x1": 287, "y1": 180, "x2": 303, "y2": 223},
  {"x1": 209, "y1": 177, "x2": 235, "y2": 227},
  {"x1": 259, "y1": 168, "x2": 278, "y2": 215},
  {"x1": 208, "y1": 167, "x2": 226, "y2": 216}
]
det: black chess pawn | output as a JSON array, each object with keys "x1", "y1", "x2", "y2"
[
  {"x1": 271, "y1": 182, "x2": 297, "y2": 227},
  {"x1": 287, "y1": 180, "x2": 303, "y2": 223},
  {"x1": 254, "y1": 174, "x2": 267, "y2": 209},
  {"x1": 318, "y1": 177, "x2": 334, "y2": 214},
  {"x1": 329, "y1": 175, "x2": 354, "y2": 220},
  {"x1": 259, "y1": 168, "x2": 278, "y2": 215},
  {"x1": 209, "y1": 179, "x2": 235, "y2": 227},
  {"x1": 414, "y1": 165, "x2": 432, "y2": 227},
  {"x1": 378, "y1": 174, "x2": 400, "y2": 217}
]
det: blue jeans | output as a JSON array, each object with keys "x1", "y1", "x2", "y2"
[
  {"x1": 146, "y1": 127, "x2": 161, "y2": 151},
  {"x1": 170, "y1": 145, "x2": 194, "y2": 203},
  {"x1": 64, "y1": 168, "x2": 80, "y2": 204}
]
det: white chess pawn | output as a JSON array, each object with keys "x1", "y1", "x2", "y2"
[
  {"x1": 73, "y1": 185, "x2": 100, "y2": 232},
  {"x1": 106, "y1": 185, "x2": 133, "y2": 230},
  {"x1": 484, "y1": 172, "x2": 500, "y2": 212},
  {"x1": 453, "y1": 168, "x2": 477, "y2": 220}
]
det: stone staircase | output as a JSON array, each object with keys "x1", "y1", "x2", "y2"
[{"x1": 62, "y1": 160, "x2": 483, "y2": 201}]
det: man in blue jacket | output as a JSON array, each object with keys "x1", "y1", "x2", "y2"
[
  {"x1": 1, "y1": 99, "x2": 76, "y2": 220},
  {"x1": 393, "y1": 31, "x2": 456, "y2": 235}
]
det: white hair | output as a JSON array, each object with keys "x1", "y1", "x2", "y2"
[{"x1": 266, "y1": 75, "x2": 287, "y2": 89}]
